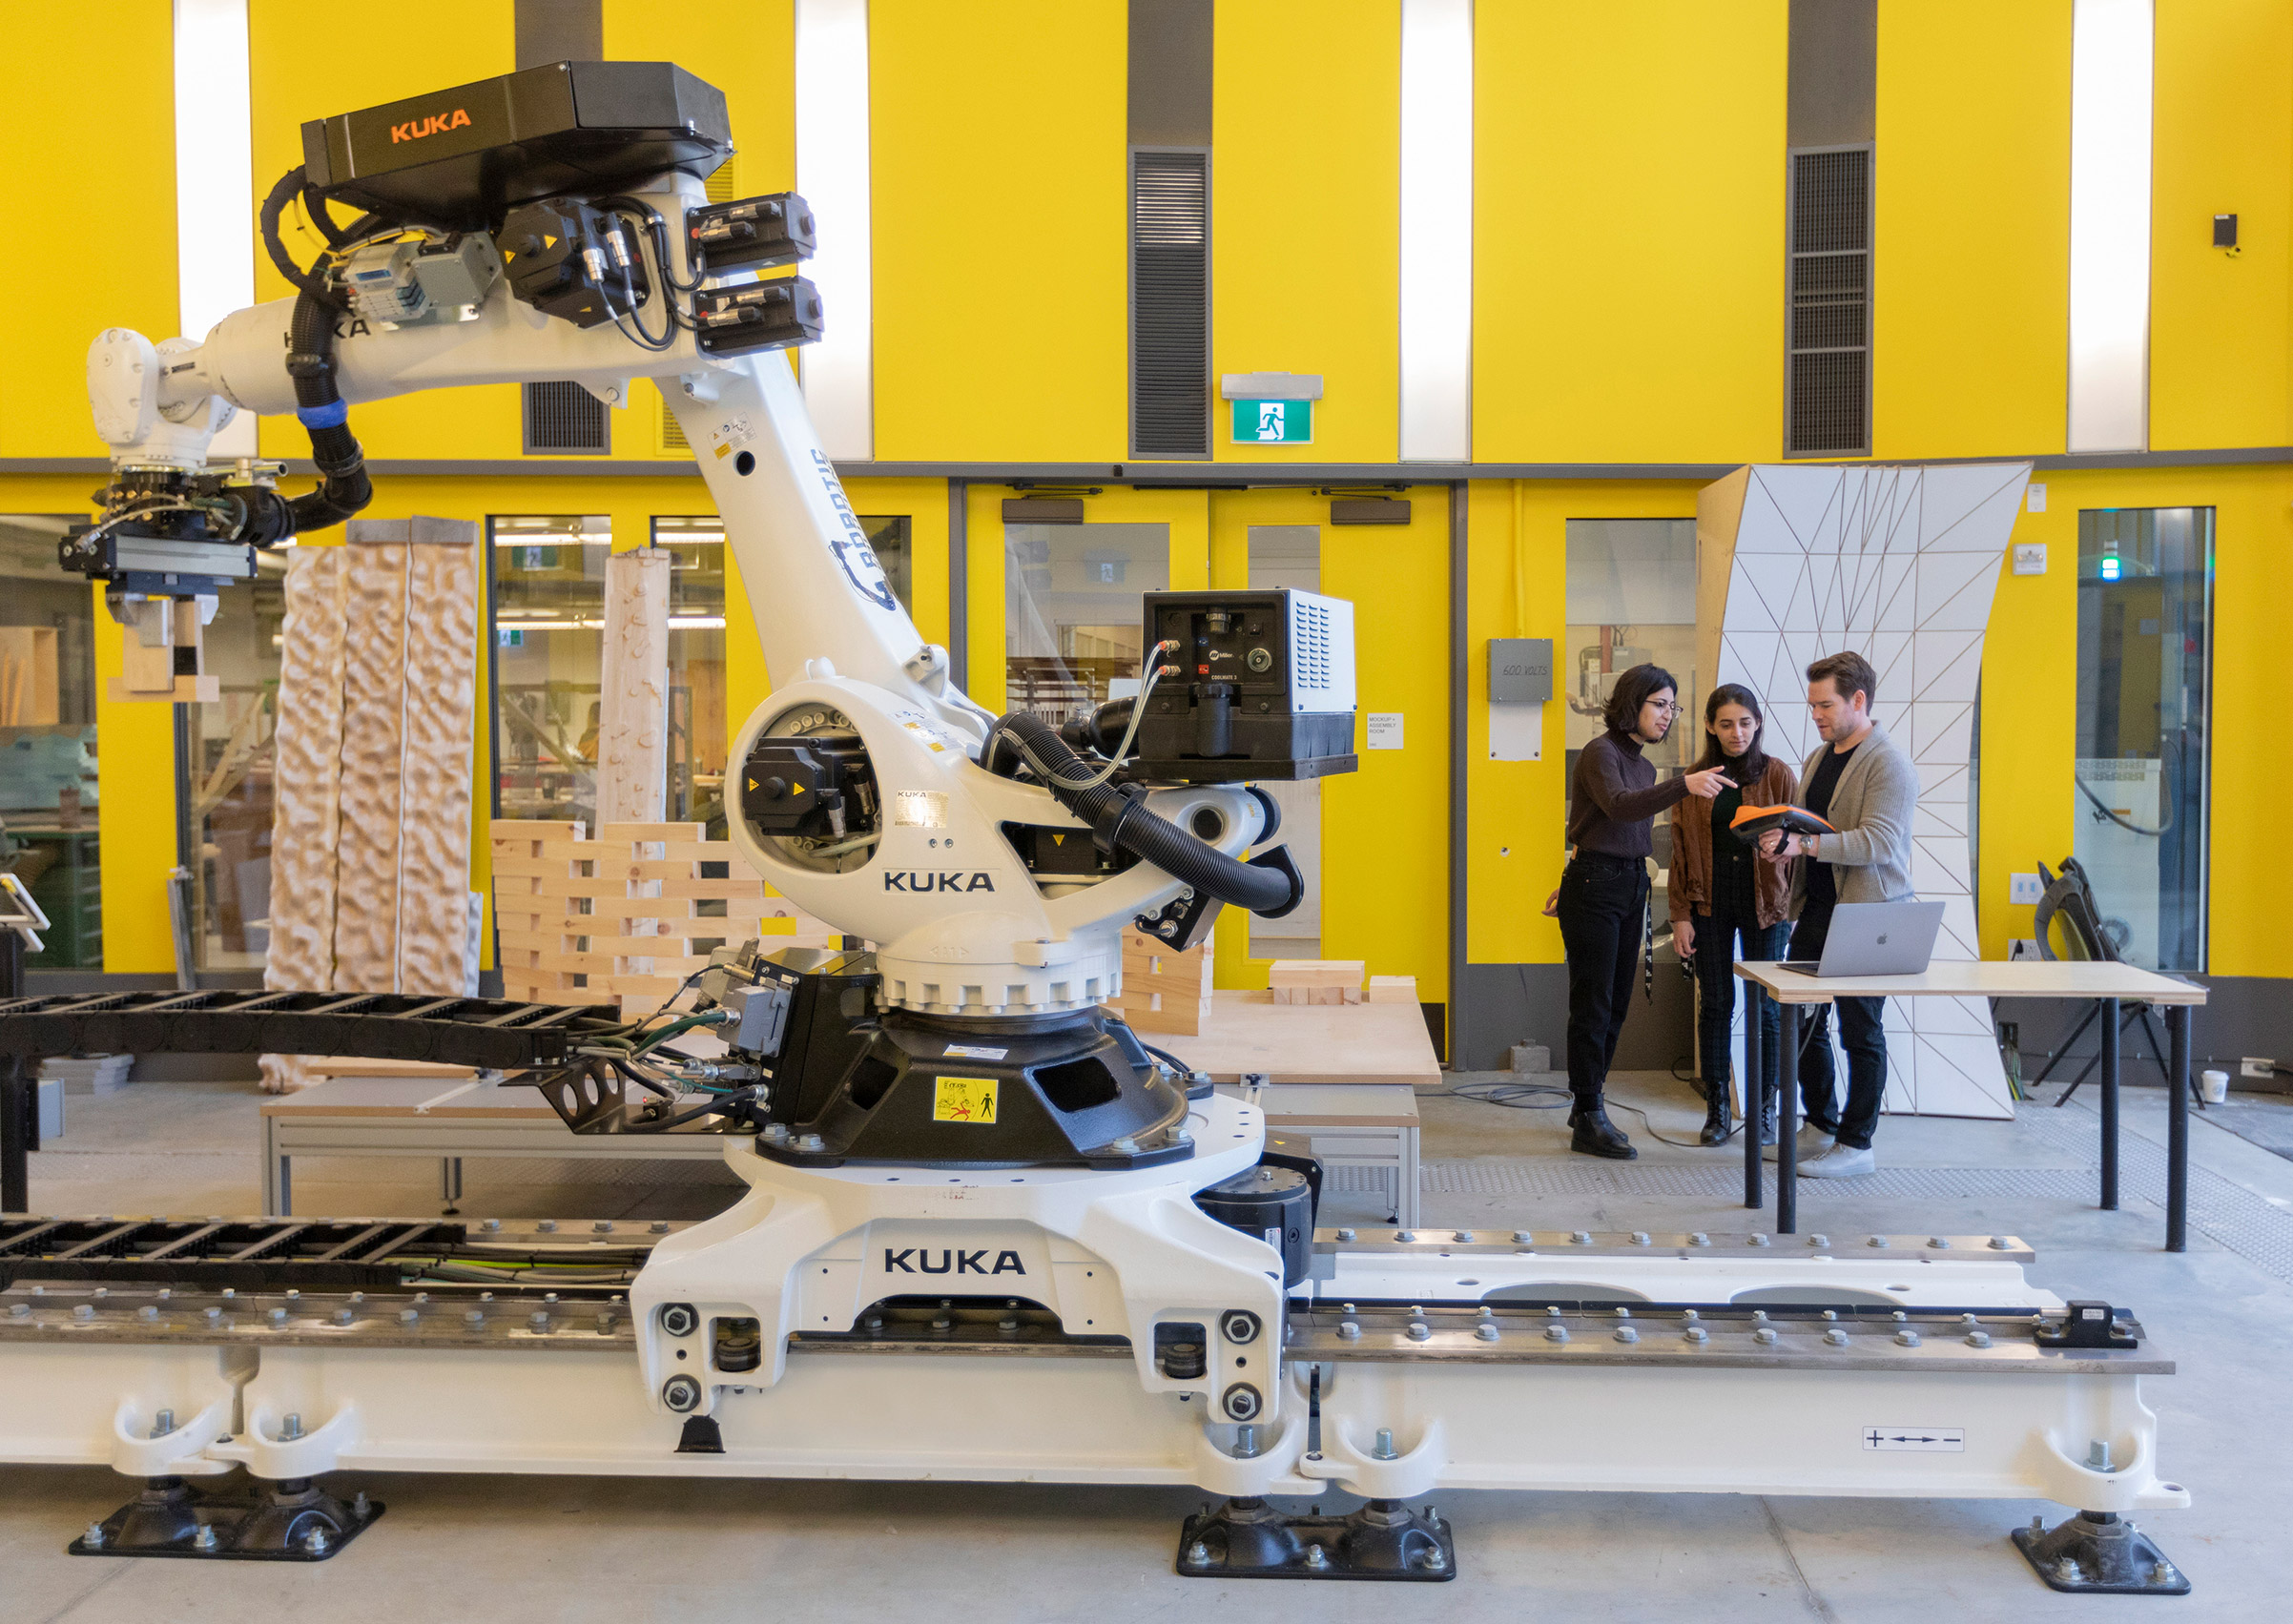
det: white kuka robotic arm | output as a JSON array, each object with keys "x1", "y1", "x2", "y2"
[{"x1": 75, "y1": 72, "x2": 1322, "y2": 1026}]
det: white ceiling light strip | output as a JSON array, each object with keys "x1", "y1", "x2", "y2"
[
  {"x1": 175, "y1": 0, "x2": 257, "y2": 456},
  {"x1": 2066, "y1": 0, "x2": 2153, "y2": 454},
  {"x1": 1398, "y1": 0, "x2": 1474, "y2": 463},
  {"x1": 795, "y1": 0, "x2": 875, "y2": 462}
]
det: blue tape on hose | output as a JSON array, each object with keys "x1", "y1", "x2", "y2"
[{"x1": 296, "y1": 401, "x2": 349, "y2": 429}]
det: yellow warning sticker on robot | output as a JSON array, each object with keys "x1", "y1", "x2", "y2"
[{"x1": 933, "y1": 1076, "x2": 1000, "y2": 1124}]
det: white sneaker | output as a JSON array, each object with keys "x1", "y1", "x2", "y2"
[
  {"x1": 1798, "y1": 1143, "x2": 1875, "y2": 1178},
  {"x1": 1762, "y1": 1126, "x2": 1835, "y2": 1163}
]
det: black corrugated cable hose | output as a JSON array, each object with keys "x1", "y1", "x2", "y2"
[{"x1": 984, "y1": 709, "x2": 1299, "y2": 915}]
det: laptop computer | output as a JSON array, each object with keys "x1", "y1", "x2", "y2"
[{"x1": 1780, "y1": 900, "x2": 1946, "y2": 977}]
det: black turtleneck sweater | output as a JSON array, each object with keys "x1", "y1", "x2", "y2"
[{"x1": 1565, "y1": 728, "x2": 1687, "y2": 859}]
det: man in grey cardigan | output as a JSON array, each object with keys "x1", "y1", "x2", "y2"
[{"x1": 1759, "y1": 650, "x2": 1918, "y2": 1178}]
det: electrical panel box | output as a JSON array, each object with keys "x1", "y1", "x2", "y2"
[
  {"x1": 1488, "y1": 638, "x2": 1553, "y2": 704},
  {"x1": 1127, "y1": 589, "x2": 1357, "y2": 782}
]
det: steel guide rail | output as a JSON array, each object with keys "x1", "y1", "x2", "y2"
[{"x1": 0, "y1": 991, "x2": 604, "y2": 1071}]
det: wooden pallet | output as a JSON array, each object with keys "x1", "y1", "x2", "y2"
[
  {"x1": 490, "y1": 820, "x2": 837, "y2": 1016},
  {"x1": 1103, "y1": 928, "x2": 1214, "y2": 1036}
]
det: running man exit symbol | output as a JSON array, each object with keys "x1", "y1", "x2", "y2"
[{"x1": 1229, "y1": 398, "x2": 1313, "y2": 444}]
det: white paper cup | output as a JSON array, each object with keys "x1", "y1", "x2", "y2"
[{"x1": 2200, "y1": 1069, "x2": 2229, "y2": 1103}]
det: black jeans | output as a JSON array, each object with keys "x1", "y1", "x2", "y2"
[
  {"x1": 1556, "y1": 853, "x2": 1647, "y2": 1107},
  {"x1": 1689, "y1": 904, "x2": 1787, "y2": 1111},
  {"x1": 1787, "y1": 901, "x2": 1888, "y2": 1148}
]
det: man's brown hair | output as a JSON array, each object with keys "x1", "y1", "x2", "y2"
[{"x1": 1807, "y1": 650, "x2": 1878, "y2": 711}]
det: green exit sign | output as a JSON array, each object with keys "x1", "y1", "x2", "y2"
[{"x1": 1230, "y1": 398, "x2": 1313, "y2": 444}]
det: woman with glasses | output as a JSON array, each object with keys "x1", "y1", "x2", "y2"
[
  {"x1": 1555, "y1": 664, "x2": 1733, "y2": 1159},
  {"x1": 1668, "y1": 684, "x2": 1795, "y2": 1146}
]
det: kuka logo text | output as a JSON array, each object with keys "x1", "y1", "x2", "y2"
[
  {"x1": 883, "y1": 1247, "x2": 1025, "y2": 1275},
  {"x1": 884, "y1": 872, "x2": 996, "y2": 893},
  {"x1": 391, "y1": 109, "x2": 472, "y2": 144}
]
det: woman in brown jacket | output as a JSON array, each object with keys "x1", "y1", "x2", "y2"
[{"x1": 1670, "y1": 685, "x2": 1796, "y2": 1145}]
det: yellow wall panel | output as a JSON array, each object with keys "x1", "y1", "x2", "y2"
[
  {"x1": 247, "y1": 4, "x2": 520, "y2": 463},
  {"x1": 2150, "y1": 0, "x2": 2293, "y2": 452},
  {"x1": 1464, "y1": 481, "x2": 1694, "y2": 967},
  {"x1": 1872, "y1": 0, "x2": 2072, "y2": 460},
  {"x1": 0, "y1": 7, "x2": 176, "y2": 459},
  {"x1": 1474, "y1": 3, "x2": 1787, "y2": 464},
  {"x1": 1211, "y1": 0, "x2": 1399, "y2": 464},
  {"x1": 872, "y1": 0, "x2": 1127, "y2": 463}
]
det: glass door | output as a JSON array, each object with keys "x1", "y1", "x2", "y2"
[
  {"x1": 0, "y1": 515, "x2": 101, "y2": 968},
  {"x1": 2075, "y1": 507, "x2": 2211, "y2": 970}
]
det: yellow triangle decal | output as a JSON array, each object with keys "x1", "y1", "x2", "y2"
[
  {"x1": 791, "y1": 784, "x2": 806, "y2": 794},
  {"x1": 1050, "y1": 833, "x2": 1064, "y2": 846},
  {"x1": 747, "y1": 777, "x2": 758, "y2": 791}
]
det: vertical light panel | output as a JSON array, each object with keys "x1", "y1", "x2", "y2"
[
  {"x1": 175, "y1": 0, "x2": 257, "y2": 456},
  {"x1": 796, "y1": 0, "x2": 874, "y2": 462},
  {"x1": 2067, "y1": 0, "x2": 2153, "y2": 453},
  {"x1": 1398, "y1": 0, "x2": 1473, "y2": 463}
]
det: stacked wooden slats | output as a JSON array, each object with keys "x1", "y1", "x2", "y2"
[
  {"x1": 490, "y1": 820, "x2": 837, "y2": 1016},
  {"x1": 1103, "y1": 928, "x2": 1215, "y2": 1035},
  {"x1": 1268, "y1": 958, "x2": 1368, "y2": 1005}
]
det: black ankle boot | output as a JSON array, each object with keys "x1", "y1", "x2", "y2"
[
  {"x1": 1568, "y1": 1102, "x2": 1638, "y2": 1160},
  {"x1": 1698, "y1": 1090, "x2": 1732, "y2": 1146}
]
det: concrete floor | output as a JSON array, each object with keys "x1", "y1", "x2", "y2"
[{"x1": 8, "y1": 1070, "x2": 2292, "y2": 1623}]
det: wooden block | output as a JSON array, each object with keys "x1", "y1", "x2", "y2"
[
  {"x1": 1119, "y1": 1001, "x2": 1209, "y2": 1036},
  {"x1": 491, "y1": 820, "x2": 588, "y2": 840},
  {"x1": 660, "y1": 876, "x2": 767, "y2": 900},
  {"x1": 108, "y1": 672, "x2": 220, "y2": 704},
  {"x1": 598, "y1": 821, "x2": 707, "y2": 842},
  {"x1": 1367, "y1": 976, "x2": 1417, "y2": 1004},
  {"x1": 1268, "y1": 958, "x2": 1367, "y2": 989}
]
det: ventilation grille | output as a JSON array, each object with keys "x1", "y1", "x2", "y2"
[
  {"x1": 659, "y1": 400, "x2": 690, "y2": 454},
  {"x1": 1787, "y1": 147, "x2": 1871, "y2": 458},
  {"x1": 705, "y1": 158, "x2": 737, "y2": 205},
  {"x1": 1130, "y1": 149, "x2": 1208, "y2": 458},
  {"x1": 1293, "y1": 599, "x2": 1332, "y2": 691},
  {"x1": 524, "y1": 381, "x2": 609, "y2": 456}
]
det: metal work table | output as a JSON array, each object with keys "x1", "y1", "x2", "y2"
[{"x1": 1734, "y1": 959, "x2": 2208, "y2": 1249}]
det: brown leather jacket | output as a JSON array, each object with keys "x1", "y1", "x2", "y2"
[{"x1": 1669, "y1": 754, "x2": 1796, "y2": 929}]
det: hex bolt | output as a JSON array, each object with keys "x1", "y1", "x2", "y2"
[
  {"x1": 1234, "y1": 1425, "x2": 1261, "y2": 1458},
  {"x1": 1305, "y1": 1544, "x2": 1329, "y2": 1569},
  {"x1": 1824, "y1": 1327, "x2": 1849, "y2": 1347},
  {"x1": 1475, "y1": 1322, "x2": 1500, "y2": 1342},
  {"x1": 1895, "y1": 1329, "x2": 1922, "y2": 1347},
  {"x1": 1417, "y1": 1546, "x2": 1447, "y2": 1571},
  {"x1": 798, "y1": 1134, "x2": 826, "y2": 1153},
  {"x1": 1988, "y1": 1236, "x2": 2011, "y2": 1250},
  {"x1": 203, "y1": 1306, "x2": 221, "y2": 1323},
  {"x1": 1684, "y1": 1326, "x2": 1710, "y2": 1345},
  {"x1": 268, "y1": 1306, "x2": 287, "y2": 1325},
  {"x1": 72, "y1": 1304, "x2": 93, "y2": 1320},
  {"x1": 1188, "y1": 1540, "x2": 1211, "y2": 1565},
  {"x1": 279, "y1": 1413, "x2": 304, "y2": 1441},
  {"x1": 192, "y1": 1523, "x2": 218, "y2": 1552},
  {"x1": 1929, "y1": 1237, "x2": 1952, "y2": 1249},
  {"x1": 1111, "y1": 1136, "x2": 1139, "y2": 1155},
  {"x1": 7, "y1": 1304, "x2": 27, "y2": 1319},
  {"x1": 2055, "y1": 1557, "x2": 2079, "y2": 1583},
  {"x1": 465, "y1": 1308, "x2": 485, "y2": 1326},
  {"x1": 83, "y1": 1522, "x2": 106, "y2": 1549},
  {"x1": 999, "y1": 1317, "x2": 1020, "y2": 1333},
  {"x1": 1394, "y1": 1230, "x2": 1417, "y2": 1243},
  {"x1": 651, "y1": 1221, "x2": 671, "y2": 1234},
  {"x1": 1614, "y1": 1326, "x2": 1640, "y2": 1344},
  {"x1": 1868, "y1": 1235, "x2": 1890, "y2": 1248},
  {"x1": 1630, "y1": 1231, "x2": 1651, "y2": 1246},
  {"x1": 1374, "y1": 1429, "x2": 1396, "y2": 1459},
  {"x1": 537, "y1": 1220, "x2": 558, "y2": 1233},
  {"x1": 1454, "y1": 1229, "x2": 1474, "y2": 1243},
  {"x1": 1569, "y1": 1230, "x2": 1592, "y2": 1245},
  {"x1": 1513, "y1": 1229, "x2": 1534, "y2": 1244},
  {"x1": 1890, "y1": 1310, "x2": 1908, "y2": 1322},
  {"x1": 1334, "y1": 1227, "x2": 1357, "y2": 1243},
  {"x1": 303, "y1": 1525, "x2": 330, "y2": 1556},
  {"x1": 1544, "y1": 1324, "x2": 1569, "y2": 1344},
  {"x1": 481, "y1": 1218, "x2": 501, "y2": 1231},
  {"x1": 152, "y1": 1408, "x2": 175, "y2": 1438},
  {"x1": 1808, "y1": 1234, "x2": 1829, "y2": 1248},
  {"x1": 1754, "y1": 1326, "x2": 1779, "y2": 1346},
  {"x1": 1966, "y1": 1330, "x2": 1993, "y2": 1348},
  {"x1": 1748, "y1": 1233, "x2": 1771, "y2": 1246},
  {"x1": 2087, "y1": 1439, "x2": 2114, "y2": 1472},
  {"x1": 529, "y1": 1311, "x2": 550, "y2": 1330},
  {"x1": 1615, "y1": 1306, "x2": 1632, "y2": 1319},
  {"x1": 353, "y1": 1491, "x2": 370, "y2": 1518},
  {"x1": 334, "y1": 1308, "x2": 354, "y2": 1326},
  {"x1": 1687, "y1": 1232, "x2": 1710, "y2": 1246},
  {"x1": 139, "y1": 1305, "x2": 159, "y2": 1321},
  {"x1": 1406, "y1": 1320, "x2": 1431, "y2": 1341},
  {"x1": 2150, "y1": 1562, "x2": 2176, "y2": 1584},
  {"x1": 1338, "y1": 1320, "x2": 1361, "y2": 1340},
  {"x1": 594, "y1": 1221, "x2": 615, "y2": 1234},
  {"x1": 399, "y1": 1308, "x2": 420, "y2": 1325}
]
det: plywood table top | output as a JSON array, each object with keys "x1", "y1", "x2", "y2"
[
  {"x1": 1151, "y1": 990, "x2": 1442, "y2": 1089},
  {"x1": 1734, "y1": 959, "x2": 2206, "y2": 1006}
]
